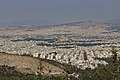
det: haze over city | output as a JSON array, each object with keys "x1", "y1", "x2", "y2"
[
  {"x1": 0, "y1": 0, "x2": 120, "y2": 80},
  {"x1": 0, "y1": 0, "x2": 120, "y2": 25}
]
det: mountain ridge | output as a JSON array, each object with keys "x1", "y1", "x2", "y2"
[{"x1": 9, "y1": 19, "x2": 58, "y2": 26}]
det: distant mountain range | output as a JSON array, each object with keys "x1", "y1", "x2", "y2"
[
  {"x1": 58, "y1": 20, "x2": 109, "y2": 26},
  {"x1": 0, "y1": 19, "x2": 58, "y2": 27},
  {"x1": 10, "y1": 19, "x2": 58, "y2": 26},
  {"x1": 1, "y1": 18, "x2": 120, "y2": 26},
  {"x1": 0, "y1": 19, "x2": 120, "y2": 31},
  {"x1": 54, "y1": 20, "x2": 120, "y2": 31}
]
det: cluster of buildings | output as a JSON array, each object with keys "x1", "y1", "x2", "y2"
[{"x1": 0, "y1": 36, "x2": 119, "y2": 69}]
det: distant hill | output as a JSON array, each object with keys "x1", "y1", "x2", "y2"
[
  {"x1": 1, "y1": 20, "x2": 118, "y2": 30},
  {"x1": 9, "y1": 19, "x2": 58, "y2": 26},
  {"x1": 54, "y1": 20, "x2": 111, "y2": 29}
]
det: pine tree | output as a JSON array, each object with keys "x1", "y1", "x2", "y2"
[{"x1": 109, "y1": 46, "x2": 120, "y2": 80}]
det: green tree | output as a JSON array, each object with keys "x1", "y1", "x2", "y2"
[{"x1": 111, "y1": 46, "x2": 118, "y2": 63}]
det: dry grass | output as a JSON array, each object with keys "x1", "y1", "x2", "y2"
[{"x1": 0, "y1": 52, "x2": 66, "y2": 75}]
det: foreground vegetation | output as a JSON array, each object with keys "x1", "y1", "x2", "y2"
[{"x1": 0, "y1": 46, "x2": 119, "y2": 80}]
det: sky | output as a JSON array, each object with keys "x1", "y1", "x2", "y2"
[{"x1": 0, "y1": 0, "x2": 120, "y2": 24}]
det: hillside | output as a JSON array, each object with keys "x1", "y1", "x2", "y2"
[
  {"x1": 0, "y1": 52, "x2": 66, "y2": 75},
  {"x1": 54, "y1": 20, "x2": 111, "y2": 29}
]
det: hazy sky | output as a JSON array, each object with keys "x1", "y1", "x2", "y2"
[{"x1": 0, "y1": 0, "x2": 120, "y2": 23}]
